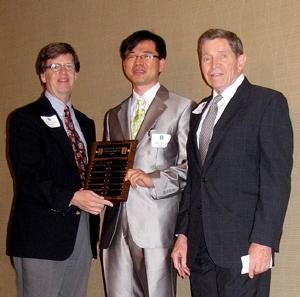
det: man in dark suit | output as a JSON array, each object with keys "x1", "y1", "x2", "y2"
[
  {"x1": 171, "y1": 29, "x2": 293, "y2": 297},
  {"x1": 7, "y1": 42, "x2": 112, "y2": 297},
  {"x1": 99, "y1": 30, "x2": 195, "y2": 297}
]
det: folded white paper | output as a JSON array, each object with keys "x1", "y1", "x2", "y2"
[{"x1": 241, "y1": 255, "x2": 272, "y2": 274}]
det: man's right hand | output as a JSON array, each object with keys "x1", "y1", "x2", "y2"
[
  {"x1": 171, "y1": 234, "x2": 190, "y2": 278},
  {"x1": 71, "y1": 189, "x2": 113, "y2": 215}
]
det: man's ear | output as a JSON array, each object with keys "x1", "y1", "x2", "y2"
[
  {"x1": 237, "y1": 54, "x2": 247, "y2": 72},
  {"x1": 40, "y1": 73, "x2": 46, "y2": 83},
  {"x1": 159, "y1": 58, "x2": 166, "y2": 74}
]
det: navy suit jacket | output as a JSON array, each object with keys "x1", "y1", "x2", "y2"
[
  {"x1": 7, "y1": 94, "x2": 99, "y2": 260},
  {"x1": 176, "y1": 78, "x2": 293, "y2": 268}
]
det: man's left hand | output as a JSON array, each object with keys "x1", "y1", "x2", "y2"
[
  {"x1": 248, "y1": 242, "x2": 272, "y2": 278},
  {"x1": 125, "y1": 169, "x2": 154, "y2": 188}
]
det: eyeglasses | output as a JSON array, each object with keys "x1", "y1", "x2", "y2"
[
  {"x1": 45, "y1": 63, "x2": 75, "y2": 72},
  {"x1": 125, "y1": 53, "x2": 160, "y2": 62}
]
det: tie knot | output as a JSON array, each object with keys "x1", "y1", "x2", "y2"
[
  {"x1": 137, "y1": 98, "x2": 145, "y2": 107},
  {"x1": 213, "y1": 94, "x2": 223, "y2": 105},
  {"x1": 64, "y1": 105, "x2": 71, "y2": 116}
]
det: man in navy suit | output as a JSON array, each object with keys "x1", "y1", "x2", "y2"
[
  {"x1": 7, "y1": 42, "x2": 112, "y2": 297},
  {"x1": 172, "y1": 29, "x2": 293, "y2": 297}
]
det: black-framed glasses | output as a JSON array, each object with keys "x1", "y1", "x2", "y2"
[
  {"x1": 125, "y1": 53, "x2": 160, "y2": 62},
  {"x1": 45, "y1": 63, "x2": 75, "y2": 72}
]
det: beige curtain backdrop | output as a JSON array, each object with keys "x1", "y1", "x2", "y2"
[{"x1": 1, "y1": 1, "x2": 299, "y2": 296}]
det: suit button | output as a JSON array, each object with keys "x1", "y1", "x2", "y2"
[
  {"x1": 201, "y1": 178, "x2": 207, "y2": 183},
  {"x1": 76, "y1": 210, "x2": 81, "y2": 215}
]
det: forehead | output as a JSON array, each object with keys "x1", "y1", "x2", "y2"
[
  {"x1": 130, "y1": 40, "x2": 157, "y2": 52},
  {"x1": 47, "y1": 53, "x2": 74, "y2": 63},
  {"x1": 201, "y1": 38, "x2": 233, "y2": 54}
]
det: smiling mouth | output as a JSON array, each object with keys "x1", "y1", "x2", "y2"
[
  {"x1": 210, "y1": 72, "x2": 223, "y2": 77},
  {"x1": 133, "y1": 70, "x2": 146, "y2": 76},
  {"x1": 58, "y1": 78, "x2": 69, "y2": 82}
]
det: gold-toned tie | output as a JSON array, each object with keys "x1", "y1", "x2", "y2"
[
  {"x1": 199, "y1": 94, "x2": 223, "y2": 163},
  {"x1": 131, "y1": 98, "x2": 145, "y2": 139}
]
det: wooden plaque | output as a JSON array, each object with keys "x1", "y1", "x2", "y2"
[{"x1": 84, "y1": 140, "x2": 137, "y2": 201}]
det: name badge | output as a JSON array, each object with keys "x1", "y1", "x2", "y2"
[
  {"x1": 41, "y1": 115, "x2": 61, "y2": 128},
  {"x1": 192, "y1": 102, "x2": 206, "y2": 114},
  {"x1": 151, "y1": 133, "x2": 171, "y2": 148}
]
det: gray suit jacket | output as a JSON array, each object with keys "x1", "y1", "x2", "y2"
[{"x1": 100, "y1": 85, "x2": 195, "y2": 249}]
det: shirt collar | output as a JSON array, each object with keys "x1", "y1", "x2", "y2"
[
  {"x1": 132, "y1": 82, "x2": 160, "y2": 107},
  {"x1": 214, "y1": 74, "x2": 245, "y2": 101},
  {"x1": 45, "y1": 90, "x2": 72, "y2": 116},
  {"x1": 192, "y1": 74, "x2": 245, "y2": 115}
]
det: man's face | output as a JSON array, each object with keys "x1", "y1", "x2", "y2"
[
  {"x1": 199, "y1": 38, "x2": 246, "y2": 93},
  {"x1": 122, "y1": 40, "x2": 166, "y2": 93},
  {"x1": 40, "y1": 53, "x2": 77, "y2": 103}
]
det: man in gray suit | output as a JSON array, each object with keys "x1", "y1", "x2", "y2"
[{"x1": 100, "y1": 30, "x2": 195, "y2": 297}]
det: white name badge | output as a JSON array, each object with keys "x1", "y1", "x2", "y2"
[
  {"x1": 41, "y1": 115, "x2": 61, "y2": 128},
  {"x1": 192, "y1": 102, "x2": 206, "y2": 114},
  {"x1": 151, "y1": 133, "x2": 171, "y2": 148}
]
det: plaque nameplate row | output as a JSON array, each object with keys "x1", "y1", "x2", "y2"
[{"x1": 84, "y1": 140, "x2": 137, "y2": 201}]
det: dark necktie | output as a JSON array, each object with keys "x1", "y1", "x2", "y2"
[
  {"x1": 199, "y1": 94, "x2": 223, "y2": 163},
  {"x1": 64, "y1": 106, "x2": 87, "y2": 184}
]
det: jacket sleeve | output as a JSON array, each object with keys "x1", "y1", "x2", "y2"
[
  {"x1": 249, "y1": 92, "x2": 293, "y2": 251},
  {"x1": 9, "y1": 109, "x2": 82, "y2": 214}
]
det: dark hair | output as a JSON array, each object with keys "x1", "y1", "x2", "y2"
[
  {"x1": 120, "y1": 30, "x2": 167, "y2": 60},
  {"x1": 36, "y1": 42, "x2": 80, "y2": 74},
  {"x1": 198, "y1": 28, "x2": 244, "y2": 56}
]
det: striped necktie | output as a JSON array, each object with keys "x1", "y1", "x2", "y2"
[{"x1": 199, "y1": 94, "x2": 223, "y2": 163}]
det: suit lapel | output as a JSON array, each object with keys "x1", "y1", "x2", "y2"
[
  {"x1": 190, "y1": 97, "x2": 211, "y2": 171},
  {"x1": 38, "y1": 95, "x2": 77, "y2": 169},
  {"x1": 116, "y1": 98, "x2": 131, "y2": 140},
  {"x1": 74, "y1": 109, "x2": 92, "y2": 154},
  {"x1": 136, "y1": 87, "x2": 169, "y2": 142},
  {"x1": 135, "y1": 86, "x2": 168, "y2": 143},
  {"x1": 203, "y1": 79, "x2": 251, "y2": 169},
  {"x1": 115, "y1": 86, "x2": 170, "y2": 142}
]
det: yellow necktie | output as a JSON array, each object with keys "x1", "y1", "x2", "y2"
[{"x1": 131, "y1": 98, "x2": 145, "y2": 139}]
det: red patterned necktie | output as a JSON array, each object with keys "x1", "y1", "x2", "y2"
[{"x1": 64, "y1": 106, "x2": 87, "y2": 184}]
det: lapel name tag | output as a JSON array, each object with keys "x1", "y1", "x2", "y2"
[
  {"x1": 192, "y1": 102, "x2": 206, "y2": 114},
  {"x1": 151, "y1": 133, "x2": 171, "y2": 148},
  {"x1": 41, "y1": 115, "x2": 60, "y2": 128}
]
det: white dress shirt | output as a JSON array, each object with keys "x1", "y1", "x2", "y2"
[
  {"x1": 45, "y1": 90, "x2": 88, "y2": 156},
  {"x1": 194, "y1": 74, "x2": 245, "y2": 147},
  {"x1": 129, "y1": 82, "x2": 161, "y2": 122}
]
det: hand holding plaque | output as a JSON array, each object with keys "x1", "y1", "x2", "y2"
[{"x1": 84, "y1": 140, "x2": 137, "y2": 202}]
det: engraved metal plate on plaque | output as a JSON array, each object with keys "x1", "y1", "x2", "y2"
[{"x1": 84, "y1": 140, "x2": 137, "y2": 201}]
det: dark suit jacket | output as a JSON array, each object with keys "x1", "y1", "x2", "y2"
[
  {"x1": 7, "y1": 94, "x2": 99, "y2": 260},
  {"x1": 176, "y1": 78, "x2": 293, "y2": 268}
]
